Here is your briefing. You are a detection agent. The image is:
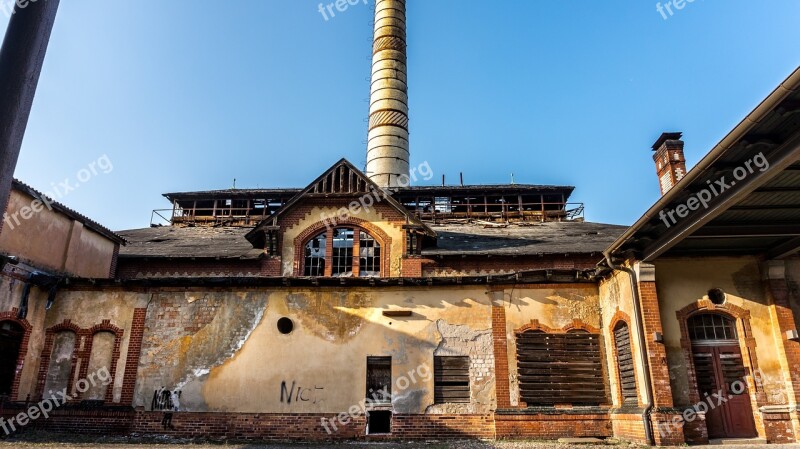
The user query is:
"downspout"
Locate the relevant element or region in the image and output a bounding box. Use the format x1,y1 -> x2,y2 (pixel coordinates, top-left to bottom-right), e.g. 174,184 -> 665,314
603,253 -> 655,446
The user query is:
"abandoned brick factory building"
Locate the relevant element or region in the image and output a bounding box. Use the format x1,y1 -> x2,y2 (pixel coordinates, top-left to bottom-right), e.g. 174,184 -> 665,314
3,0 -> 800,445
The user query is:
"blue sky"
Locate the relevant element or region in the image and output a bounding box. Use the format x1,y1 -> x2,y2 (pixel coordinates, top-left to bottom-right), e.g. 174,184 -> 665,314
3,0 -> 800,230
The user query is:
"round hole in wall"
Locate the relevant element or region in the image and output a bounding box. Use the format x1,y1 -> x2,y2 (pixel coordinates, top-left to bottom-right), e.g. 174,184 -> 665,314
708,288 -> 726,305
277,317 -> 294,334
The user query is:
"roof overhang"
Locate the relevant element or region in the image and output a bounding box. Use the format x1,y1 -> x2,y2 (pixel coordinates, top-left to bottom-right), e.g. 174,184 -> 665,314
605,67 -> 800,262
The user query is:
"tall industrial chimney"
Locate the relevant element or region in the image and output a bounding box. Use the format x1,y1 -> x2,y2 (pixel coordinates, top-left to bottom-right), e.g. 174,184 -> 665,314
366,0 -> 409,188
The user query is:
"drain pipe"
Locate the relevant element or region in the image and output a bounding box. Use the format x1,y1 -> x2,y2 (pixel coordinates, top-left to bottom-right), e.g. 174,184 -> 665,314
603,253 -> 655,446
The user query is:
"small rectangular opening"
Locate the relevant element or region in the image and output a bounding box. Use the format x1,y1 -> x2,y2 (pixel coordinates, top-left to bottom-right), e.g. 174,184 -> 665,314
366,356 -> 391,404
367,410 -> 392,434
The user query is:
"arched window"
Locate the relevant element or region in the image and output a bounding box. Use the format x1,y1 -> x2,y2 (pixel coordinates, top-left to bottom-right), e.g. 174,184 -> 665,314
302,227 -> 382,277
0,320 -> 24,397
688,313 -> 737,342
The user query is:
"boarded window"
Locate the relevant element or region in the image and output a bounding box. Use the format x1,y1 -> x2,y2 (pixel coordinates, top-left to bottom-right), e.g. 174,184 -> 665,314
434,356 -> 470,403
516,330 -> 607,406
366,356 -> 391,404
84,331 -> 115,401
613,322 -> 637,405
43,331 -> 76,396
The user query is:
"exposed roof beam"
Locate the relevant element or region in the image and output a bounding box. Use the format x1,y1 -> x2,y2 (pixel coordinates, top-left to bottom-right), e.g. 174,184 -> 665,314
728,204 -> 800,211
689,223 -> 800,238
767,236 -> 800,259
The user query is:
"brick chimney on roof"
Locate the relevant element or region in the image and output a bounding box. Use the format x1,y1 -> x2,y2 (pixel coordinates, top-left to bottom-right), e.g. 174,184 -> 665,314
652,132 -> 687,195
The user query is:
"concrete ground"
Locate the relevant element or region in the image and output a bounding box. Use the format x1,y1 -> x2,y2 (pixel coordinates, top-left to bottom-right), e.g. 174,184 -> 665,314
0,436 -> 798,449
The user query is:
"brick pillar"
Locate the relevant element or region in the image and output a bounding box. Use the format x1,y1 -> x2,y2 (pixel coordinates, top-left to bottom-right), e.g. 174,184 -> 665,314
121,308 -> 146,406
491,293 -> 511,409
763,260 -> 800,442
638,264 -> 673,408
638,263 -> 685,446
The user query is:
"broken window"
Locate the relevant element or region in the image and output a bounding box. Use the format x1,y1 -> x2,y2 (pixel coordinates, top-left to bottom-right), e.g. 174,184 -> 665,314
613,322 -> 637,405
332,228 -> 354,277
516,330 -> 607,406
366,356 -> 391,404
302,227 -> 382,277
434,356 -> 470,403
359,231 -> 381,277
304,232 -> 326,276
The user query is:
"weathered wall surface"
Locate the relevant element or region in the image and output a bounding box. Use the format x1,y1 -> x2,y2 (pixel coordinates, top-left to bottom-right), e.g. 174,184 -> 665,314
654,257 -> 788,407
40,289 -> 143,403
599,270 -> 648,407
0,189 -> 116,278
0,274 -> 48,400
501,285 -> 604,407
133,286 -> 495,415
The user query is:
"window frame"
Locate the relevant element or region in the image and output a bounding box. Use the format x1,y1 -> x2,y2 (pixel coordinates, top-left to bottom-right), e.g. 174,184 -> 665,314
300,226 -> 383,277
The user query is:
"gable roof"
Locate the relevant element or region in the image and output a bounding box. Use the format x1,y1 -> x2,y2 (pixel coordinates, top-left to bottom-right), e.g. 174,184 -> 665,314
245,159 -> 435,246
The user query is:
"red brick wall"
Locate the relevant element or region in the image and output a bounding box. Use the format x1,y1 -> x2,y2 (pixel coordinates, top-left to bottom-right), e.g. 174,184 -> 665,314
424,255 -> 600,277
638,282 -> 673,408
121,308 -> 146,405
495,412 -> 611,439
763,412 -> 796,443
492,304 -> 511,409
610,413 -> 647,444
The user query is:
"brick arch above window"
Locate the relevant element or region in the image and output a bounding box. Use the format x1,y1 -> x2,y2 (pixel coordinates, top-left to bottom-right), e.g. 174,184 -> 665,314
293,217 -> 392,277
36,319 -> 125,403
515,318 -> 600,335
0,308 -> 33,400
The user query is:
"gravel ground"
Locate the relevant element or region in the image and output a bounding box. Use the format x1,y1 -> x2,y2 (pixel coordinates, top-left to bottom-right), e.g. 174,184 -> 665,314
0,435 -> 798,449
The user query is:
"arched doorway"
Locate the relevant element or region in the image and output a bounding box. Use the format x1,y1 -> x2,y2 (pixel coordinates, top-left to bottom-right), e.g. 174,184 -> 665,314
0,320 -> 24,397
688,313 -> 757,439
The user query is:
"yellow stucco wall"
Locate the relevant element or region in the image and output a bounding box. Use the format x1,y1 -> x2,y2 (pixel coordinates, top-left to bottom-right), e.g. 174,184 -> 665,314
599,270 -> 649,408
654,257 -> 789,407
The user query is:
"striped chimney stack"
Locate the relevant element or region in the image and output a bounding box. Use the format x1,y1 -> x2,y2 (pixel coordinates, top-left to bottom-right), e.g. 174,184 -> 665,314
366,0 -> 409,188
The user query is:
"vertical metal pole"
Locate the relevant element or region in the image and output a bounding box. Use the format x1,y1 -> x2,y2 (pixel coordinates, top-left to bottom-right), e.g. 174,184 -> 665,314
0,0 -> 60,221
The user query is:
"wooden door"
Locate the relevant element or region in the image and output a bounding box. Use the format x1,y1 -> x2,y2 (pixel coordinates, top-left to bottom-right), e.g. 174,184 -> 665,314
692,344 -> 757,439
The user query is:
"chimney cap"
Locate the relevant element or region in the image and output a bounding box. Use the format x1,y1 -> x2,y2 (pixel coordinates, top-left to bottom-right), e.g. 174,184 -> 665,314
652,132 -> 683,151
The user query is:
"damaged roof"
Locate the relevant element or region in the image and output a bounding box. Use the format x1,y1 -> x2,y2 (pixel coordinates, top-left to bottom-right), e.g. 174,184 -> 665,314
117,221 -> 626,260
117,226 -> 262,259
424,221 -> 627,256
